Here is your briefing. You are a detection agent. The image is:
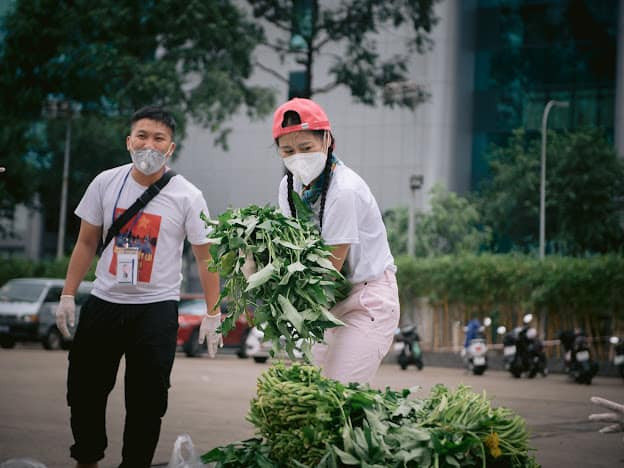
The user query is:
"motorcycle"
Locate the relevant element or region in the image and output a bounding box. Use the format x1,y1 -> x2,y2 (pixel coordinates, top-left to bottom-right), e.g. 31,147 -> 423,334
394,324 -> 423,370
500,314 -> 548,379
558,329 -> 599,385
610,336 -> 624,379
462,319 -> 488,375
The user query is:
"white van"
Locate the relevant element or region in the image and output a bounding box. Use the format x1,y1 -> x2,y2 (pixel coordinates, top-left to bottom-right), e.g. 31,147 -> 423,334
0,278 -> 92,350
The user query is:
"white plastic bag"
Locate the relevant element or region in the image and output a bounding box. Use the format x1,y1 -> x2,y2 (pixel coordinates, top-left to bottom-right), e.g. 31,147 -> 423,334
0,459 -> 47,468
168,433 -> 205,468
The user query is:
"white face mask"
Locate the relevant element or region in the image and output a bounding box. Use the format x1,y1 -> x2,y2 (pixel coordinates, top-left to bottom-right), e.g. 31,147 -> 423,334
283,152 -> 327,186
130,145 -> 171,176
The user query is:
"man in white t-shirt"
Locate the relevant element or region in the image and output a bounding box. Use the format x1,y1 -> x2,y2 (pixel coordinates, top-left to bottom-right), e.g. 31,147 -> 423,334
56,106 -> 222,468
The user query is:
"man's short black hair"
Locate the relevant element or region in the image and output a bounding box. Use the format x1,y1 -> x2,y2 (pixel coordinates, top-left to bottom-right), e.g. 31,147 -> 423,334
130,105 -> 176,136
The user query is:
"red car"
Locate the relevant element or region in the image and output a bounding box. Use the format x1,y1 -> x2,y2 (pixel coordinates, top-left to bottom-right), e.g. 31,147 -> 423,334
177,294 -> 250,358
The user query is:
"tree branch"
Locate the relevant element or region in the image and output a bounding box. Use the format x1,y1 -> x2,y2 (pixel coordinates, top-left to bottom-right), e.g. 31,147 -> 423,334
257,16 -> 291,34
260,39 -> 291,54
312,81 -> 339,95
312,35 -> 333,52
254,60 -> 289,84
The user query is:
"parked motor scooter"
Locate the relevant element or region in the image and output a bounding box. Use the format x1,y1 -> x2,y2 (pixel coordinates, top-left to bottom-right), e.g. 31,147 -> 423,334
498,325 -> 521,374
462,319 -> 488,375
497,314 -> 547,378
394,325 -> 423,370
610,336 -> 624,380
522,326 -> 548,378
558,329 -> 599,385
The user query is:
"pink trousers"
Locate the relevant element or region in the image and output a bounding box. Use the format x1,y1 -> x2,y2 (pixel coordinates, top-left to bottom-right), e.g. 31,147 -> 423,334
312,270 -> 400,384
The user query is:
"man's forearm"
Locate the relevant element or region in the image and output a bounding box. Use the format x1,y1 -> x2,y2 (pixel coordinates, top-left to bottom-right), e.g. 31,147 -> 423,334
198,268 -> 220,316
192,243 -> 221,315
62,241 -> 98,295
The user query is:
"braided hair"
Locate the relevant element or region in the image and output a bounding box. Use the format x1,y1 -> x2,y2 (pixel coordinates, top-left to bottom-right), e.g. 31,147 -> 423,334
280,111 -> 334,232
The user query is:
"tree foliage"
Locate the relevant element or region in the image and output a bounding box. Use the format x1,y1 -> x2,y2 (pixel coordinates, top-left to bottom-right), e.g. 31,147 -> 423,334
383,207 -> 409,257
0,0 -> 274,127
247,0 -> 439,107
383,185 -> 490,257
0,0 -> 275,245
415,184 -> 491,257
477,128 -> 624,255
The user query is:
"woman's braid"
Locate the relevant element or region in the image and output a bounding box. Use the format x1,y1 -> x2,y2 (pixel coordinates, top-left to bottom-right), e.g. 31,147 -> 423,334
287,171 -> 296,218
318,150 -> 334,232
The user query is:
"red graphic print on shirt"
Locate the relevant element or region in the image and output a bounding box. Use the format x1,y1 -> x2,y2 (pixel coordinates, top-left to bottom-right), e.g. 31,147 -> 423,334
109,209 -> 162,283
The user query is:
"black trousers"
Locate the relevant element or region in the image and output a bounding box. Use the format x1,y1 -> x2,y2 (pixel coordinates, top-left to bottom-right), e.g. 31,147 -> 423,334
67,295 -> 178,467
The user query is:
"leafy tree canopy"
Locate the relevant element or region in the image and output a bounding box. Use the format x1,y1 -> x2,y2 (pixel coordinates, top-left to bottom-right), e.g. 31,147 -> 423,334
247,0 -> 439,107
477,128 -> 624,255
415,184 -> 491,257
0,0 -> 274,129
0,0 -> 275,243
383,184 -> 491,257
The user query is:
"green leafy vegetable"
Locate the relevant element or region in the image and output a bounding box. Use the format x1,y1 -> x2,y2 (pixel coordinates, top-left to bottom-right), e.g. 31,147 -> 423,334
203,363 -> 540,467
202,200 -> 350,360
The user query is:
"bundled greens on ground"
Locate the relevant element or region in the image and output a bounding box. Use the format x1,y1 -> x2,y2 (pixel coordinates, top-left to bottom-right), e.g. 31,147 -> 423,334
202,363 -> 539,468
202,200 -> 349,360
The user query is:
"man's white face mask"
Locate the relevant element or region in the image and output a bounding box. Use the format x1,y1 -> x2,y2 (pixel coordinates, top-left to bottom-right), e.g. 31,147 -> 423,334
130,145 -> 172,176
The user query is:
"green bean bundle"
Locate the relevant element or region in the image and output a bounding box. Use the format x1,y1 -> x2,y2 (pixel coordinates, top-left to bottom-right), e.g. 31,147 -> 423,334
202,363 -> 540,468
248,363 -> 346,465
412,384 -> 536,467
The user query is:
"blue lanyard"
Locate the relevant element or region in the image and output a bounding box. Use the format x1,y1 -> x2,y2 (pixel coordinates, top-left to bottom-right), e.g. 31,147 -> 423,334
112,168 -> 143,235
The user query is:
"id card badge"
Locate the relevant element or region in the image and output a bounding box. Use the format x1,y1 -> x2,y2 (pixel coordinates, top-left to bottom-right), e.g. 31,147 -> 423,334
116,247 -> 139,285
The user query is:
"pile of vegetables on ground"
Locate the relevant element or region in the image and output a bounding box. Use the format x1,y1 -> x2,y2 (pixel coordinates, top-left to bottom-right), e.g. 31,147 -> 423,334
202,200 -> 349,360
202,362 -> 539,467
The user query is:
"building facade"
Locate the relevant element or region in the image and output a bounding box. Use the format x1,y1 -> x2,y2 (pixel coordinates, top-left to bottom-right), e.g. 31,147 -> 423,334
1,0 -> 621,259
172,0 -> 622,220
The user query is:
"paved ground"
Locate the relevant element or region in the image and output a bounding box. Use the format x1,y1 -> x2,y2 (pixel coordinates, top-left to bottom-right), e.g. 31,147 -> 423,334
1,347 -> 623,467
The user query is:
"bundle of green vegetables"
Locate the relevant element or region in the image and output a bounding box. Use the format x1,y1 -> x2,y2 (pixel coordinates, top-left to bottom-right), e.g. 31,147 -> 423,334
202,362 -> 540,468
202,199 -> 349,360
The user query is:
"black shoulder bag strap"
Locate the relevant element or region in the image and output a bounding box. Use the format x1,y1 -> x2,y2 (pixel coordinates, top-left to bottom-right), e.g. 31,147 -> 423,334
97,170 -> 177,256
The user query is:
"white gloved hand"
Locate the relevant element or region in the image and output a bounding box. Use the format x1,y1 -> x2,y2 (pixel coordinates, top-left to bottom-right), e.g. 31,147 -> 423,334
198,313 -> 223,358
56,295 -> 76,338
240,249 -> 257,280
589,396 -> 624,441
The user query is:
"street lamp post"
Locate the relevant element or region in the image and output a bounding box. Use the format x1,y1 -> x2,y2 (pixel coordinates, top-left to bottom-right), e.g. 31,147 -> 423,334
42,98 -> 79,259
407,174 -> 424,257
539,100 -> 569,260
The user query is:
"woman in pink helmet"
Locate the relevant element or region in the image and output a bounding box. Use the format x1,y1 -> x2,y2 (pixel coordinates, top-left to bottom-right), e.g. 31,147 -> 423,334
273,97 -> 400,384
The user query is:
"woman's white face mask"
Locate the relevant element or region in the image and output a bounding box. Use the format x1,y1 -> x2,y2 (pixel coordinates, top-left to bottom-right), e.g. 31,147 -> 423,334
283,152 -> 327,185
280,131 -> 331,185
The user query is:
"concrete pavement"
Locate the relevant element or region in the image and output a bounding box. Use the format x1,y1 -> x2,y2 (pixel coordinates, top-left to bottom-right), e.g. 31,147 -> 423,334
0,347 -> 623,467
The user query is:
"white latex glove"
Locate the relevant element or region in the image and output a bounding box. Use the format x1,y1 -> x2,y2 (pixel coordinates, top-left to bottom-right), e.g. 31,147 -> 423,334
198,313 -> 223,358
239,249 -> 257,280
589,396 -> 624,441
56,295 -> 76,338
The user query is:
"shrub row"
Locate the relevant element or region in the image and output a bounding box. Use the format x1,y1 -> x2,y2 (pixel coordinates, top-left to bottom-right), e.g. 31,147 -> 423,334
0,256 -> 96,287
396,254 -> 624,316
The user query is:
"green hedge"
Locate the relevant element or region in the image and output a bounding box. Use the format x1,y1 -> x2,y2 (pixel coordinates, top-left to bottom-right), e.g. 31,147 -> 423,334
0,256 -> 96,287
396,254 -> 624,316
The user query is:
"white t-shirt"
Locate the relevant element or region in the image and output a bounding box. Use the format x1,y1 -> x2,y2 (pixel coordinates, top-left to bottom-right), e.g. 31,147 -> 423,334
75,163 -> 212,304
278,163 -> 396,284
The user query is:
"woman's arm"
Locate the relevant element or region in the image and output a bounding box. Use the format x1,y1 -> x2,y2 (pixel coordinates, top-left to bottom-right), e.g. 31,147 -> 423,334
329,244 -> 350,272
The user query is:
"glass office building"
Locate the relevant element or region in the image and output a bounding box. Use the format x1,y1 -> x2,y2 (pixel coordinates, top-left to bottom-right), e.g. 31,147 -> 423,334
470,0 -> 620,187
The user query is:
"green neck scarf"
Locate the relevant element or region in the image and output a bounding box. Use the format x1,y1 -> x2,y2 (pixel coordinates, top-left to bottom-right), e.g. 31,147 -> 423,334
301,154 -> 341,208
